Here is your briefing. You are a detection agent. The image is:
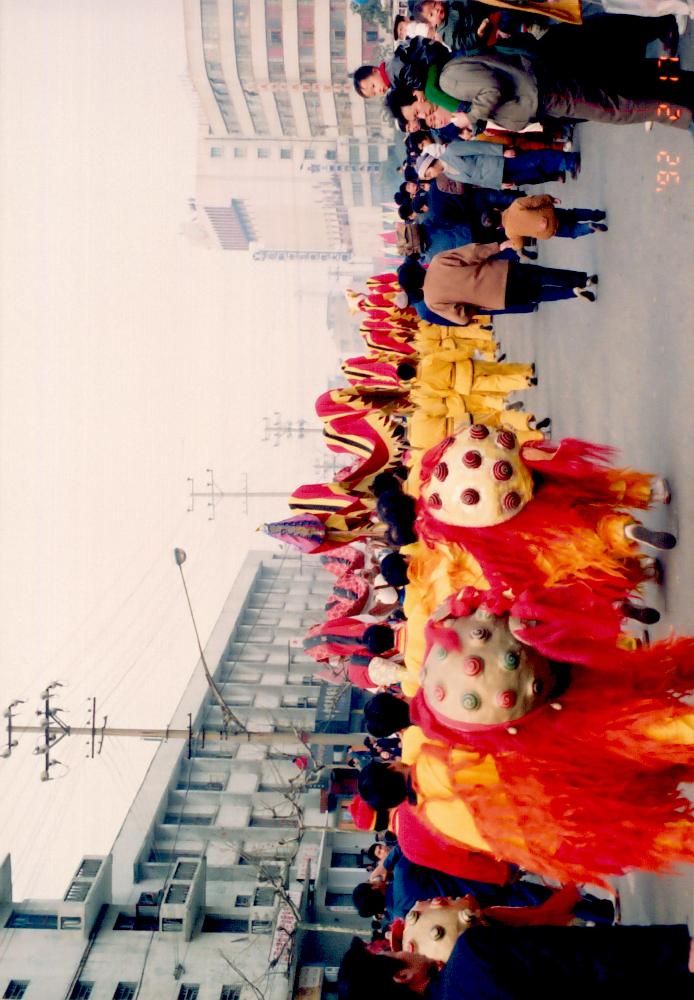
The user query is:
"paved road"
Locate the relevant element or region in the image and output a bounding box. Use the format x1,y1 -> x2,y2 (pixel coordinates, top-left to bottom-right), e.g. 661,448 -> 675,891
495,29 -> 694,930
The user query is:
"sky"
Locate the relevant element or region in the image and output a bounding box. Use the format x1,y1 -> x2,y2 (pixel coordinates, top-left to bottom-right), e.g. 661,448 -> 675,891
0,0 -> 346,900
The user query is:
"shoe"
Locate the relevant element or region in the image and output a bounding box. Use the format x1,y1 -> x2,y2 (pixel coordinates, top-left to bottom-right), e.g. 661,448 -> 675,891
523,250 -> 538,260
497,352 -> 507,362
650,476 -> 672,504
573,288 -> 595,302
593,210 -> 607,221
586,274 -> 599,286
535,417 -> 551,431
642,556 -> 664,585
527,377 -> 538,386
568,155 -> 581,180
621,602 -> 661,625
505,401 -> 524,411
579,897 -> 615,925
624,523 -> 677,550
590,222 -> 608,233
660,15 -> 680,56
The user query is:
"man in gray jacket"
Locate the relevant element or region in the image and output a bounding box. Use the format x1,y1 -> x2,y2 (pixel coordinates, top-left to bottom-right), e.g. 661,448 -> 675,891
423,52 -> 694,133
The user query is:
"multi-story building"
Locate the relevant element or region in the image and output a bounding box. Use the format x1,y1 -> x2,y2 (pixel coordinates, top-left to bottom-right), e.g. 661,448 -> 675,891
0,552 -> 376,1000
183,1 -> 396,261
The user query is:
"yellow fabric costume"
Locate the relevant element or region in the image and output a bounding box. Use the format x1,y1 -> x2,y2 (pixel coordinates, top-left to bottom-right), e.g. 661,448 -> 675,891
401,727 -> 503,855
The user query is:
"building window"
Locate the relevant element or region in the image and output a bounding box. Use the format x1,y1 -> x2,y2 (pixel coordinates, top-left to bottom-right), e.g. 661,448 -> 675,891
249,816 -> 298,828
280,148 -> 292,159
162,918 -> 184,932
270,29 -> 281,44
5,912 -> 58,929
235,894 -> 251,908
64,881 -> 91,902
325,150 -> 337,160
3,984 -> 29,1000
176,779 -> 224,792
163,813 -> 213,826
257,148 -> 270,159
331,852 -> 361,869
177,987 -> 199,1000
113,986 -> 137,1000
366,30 -> 378,42
174,861 -> 198,880
60,916 -> 82,930
113,912 -> 159,932
165,884 -> 190,904
251,920 -> 272,934
202,915 -> 248,933
137,891 -> 162,907
254,887 -> 276,907
148,848 -> 202,863
233,147 -> 247,158
303,149 -> 315,160
220,989 -> 241,1000
210,147 -> 224,157
70,984 -> 94,1000
76,859 -> 102,878
326,892 -> 354,907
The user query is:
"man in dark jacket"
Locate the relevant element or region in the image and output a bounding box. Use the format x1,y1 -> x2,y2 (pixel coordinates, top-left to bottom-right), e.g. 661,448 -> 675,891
353,36 -> 450,98
339,925 -> 694,1000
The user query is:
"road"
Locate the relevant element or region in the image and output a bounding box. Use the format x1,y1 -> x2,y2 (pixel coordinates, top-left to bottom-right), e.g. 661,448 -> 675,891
494,31 -> 694,929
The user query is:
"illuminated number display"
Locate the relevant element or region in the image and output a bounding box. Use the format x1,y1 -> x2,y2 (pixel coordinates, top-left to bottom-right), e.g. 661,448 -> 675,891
656,150 -> 681,192
654,57 -> 682,192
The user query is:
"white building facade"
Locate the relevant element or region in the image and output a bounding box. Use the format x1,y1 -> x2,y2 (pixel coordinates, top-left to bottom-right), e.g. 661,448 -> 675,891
182,1 -> 395,261
0,552 -> 376,1000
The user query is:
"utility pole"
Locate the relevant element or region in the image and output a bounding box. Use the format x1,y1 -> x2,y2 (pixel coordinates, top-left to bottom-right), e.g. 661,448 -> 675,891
1,695 -> 365,781
312,455 -> 347,480
187,470 -> 288,518
263,411 -> 323,448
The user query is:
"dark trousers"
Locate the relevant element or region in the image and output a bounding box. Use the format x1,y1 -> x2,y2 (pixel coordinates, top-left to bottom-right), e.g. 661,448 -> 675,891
505,262 -> 588,307
503,150 -> 577,186
555,207 -> 605,238
538,61 -> 694,131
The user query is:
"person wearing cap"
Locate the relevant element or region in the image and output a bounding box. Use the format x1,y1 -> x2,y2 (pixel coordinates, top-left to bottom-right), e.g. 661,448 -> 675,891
415,140 -> 578,190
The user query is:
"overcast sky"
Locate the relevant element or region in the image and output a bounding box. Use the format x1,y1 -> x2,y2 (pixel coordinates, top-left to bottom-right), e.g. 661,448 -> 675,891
0,0 -> 344,900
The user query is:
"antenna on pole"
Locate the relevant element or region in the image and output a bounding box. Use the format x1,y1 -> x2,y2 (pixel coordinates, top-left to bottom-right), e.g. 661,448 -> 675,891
33,682 -> 69,781
1,700 -> 23,759
206,468 -> 217,520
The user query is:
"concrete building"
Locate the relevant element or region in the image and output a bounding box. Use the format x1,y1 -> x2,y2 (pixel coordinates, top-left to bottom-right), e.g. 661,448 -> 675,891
182,1 -> 396,261
0,552 -> 376,1000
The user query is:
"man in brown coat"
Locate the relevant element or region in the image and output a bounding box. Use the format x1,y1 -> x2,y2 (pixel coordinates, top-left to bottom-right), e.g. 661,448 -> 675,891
423,243 -> 596,325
